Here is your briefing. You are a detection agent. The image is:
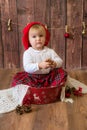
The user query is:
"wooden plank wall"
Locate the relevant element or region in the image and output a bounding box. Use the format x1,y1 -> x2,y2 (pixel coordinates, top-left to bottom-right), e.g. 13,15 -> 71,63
50,0 -> 66,67
0,0 -> 87,70
82,0 -> 87,68
66,0 -> 83,69
0,0 -> 19,68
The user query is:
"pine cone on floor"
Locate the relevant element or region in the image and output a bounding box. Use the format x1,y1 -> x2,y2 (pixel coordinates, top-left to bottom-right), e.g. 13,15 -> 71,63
16,105 -> 24,115
16,105 -> 32,115
23,105 -> 32,113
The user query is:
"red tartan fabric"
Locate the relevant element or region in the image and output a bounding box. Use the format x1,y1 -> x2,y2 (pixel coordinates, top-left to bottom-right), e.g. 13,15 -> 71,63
11,68 -> 67,105
11,68 -> 67,87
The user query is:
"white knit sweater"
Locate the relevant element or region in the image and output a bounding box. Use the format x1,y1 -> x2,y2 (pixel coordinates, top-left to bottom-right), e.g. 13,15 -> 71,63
23,46 -> 63,74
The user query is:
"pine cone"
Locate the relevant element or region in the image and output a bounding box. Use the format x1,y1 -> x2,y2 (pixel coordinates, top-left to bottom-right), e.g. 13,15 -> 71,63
23,105 -> 32,113
16,105 -> 24,115
16,105 -> 32,115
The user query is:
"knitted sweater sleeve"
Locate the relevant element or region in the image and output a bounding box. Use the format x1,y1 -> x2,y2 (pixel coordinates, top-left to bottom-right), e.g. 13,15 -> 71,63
51,49 -> 63,68
23,51 -> 39,73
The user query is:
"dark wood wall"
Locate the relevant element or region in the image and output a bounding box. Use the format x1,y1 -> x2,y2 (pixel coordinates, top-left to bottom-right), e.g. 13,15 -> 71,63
0,0 -> 87,70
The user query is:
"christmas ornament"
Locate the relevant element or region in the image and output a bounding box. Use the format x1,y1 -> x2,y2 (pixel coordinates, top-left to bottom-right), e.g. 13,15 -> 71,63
82,22 -> 86,35
65,85 -> 83,98
7,19 -> 12,31
64,25 -> 70,38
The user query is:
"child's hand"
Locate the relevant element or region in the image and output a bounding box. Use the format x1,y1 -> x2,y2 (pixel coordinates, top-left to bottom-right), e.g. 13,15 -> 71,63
38,60 -> 51,69
50,61 -> 57,68
38,58 -> 56,69
46,58 -> 57,68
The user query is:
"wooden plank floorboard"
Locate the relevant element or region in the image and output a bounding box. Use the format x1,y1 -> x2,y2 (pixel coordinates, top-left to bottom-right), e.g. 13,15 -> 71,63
0,69 -> 87,130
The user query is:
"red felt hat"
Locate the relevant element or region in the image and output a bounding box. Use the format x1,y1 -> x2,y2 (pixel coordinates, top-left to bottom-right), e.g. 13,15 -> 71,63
22,22 -> 50,50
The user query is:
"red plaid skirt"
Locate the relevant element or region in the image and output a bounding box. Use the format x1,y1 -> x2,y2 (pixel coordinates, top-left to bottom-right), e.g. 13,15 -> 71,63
11,68 -> 67,87
11,68 -> 67,105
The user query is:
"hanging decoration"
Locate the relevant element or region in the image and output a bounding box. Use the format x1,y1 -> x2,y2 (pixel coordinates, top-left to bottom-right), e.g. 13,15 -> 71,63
7,19 -> 12,31
0,17 -> 87,38
64,25 -> 70,38
82,21 -> 86,35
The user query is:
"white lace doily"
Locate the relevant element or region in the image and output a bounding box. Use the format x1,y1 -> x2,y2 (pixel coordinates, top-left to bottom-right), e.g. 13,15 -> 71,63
0,84 -> 29,114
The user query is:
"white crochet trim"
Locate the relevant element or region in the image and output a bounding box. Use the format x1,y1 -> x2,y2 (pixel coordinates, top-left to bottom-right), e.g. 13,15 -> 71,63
0,84 -> 29,114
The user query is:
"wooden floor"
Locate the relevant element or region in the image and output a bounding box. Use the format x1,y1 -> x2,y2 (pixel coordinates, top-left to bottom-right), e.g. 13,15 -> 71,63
0,68 -> 87,130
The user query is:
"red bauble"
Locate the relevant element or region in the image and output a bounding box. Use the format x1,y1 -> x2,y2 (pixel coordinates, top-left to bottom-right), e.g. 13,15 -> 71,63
64,33 -> 70,38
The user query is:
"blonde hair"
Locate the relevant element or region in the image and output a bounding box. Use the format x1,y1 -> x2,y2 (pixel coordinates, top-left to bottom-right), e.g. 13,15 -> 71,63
29,24 -> 46,36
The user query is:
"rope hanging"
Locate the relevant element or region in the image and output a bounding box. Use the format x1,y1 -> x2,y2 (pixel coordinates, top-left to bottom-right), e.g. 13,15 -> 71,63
0,17 -> 87,31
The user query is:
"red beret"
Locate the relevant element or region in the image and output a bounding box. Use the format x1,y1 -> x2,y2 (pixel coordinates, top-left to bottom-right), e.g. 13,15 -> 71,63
22,22 -> 50,50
